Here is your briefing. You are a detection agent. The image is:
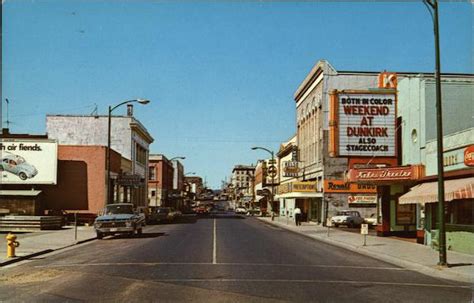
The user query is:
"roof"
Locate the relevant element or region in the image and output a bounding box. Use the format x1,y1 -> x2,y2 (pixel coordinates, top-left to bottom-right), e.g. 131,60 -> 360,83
293,59 -> 474,102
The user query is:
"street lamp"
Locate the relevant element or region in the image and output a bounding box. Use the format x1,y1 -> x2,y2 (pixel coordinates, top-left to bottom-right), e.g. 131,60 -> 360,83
423,0 -> 447,267
251,146 -> 276,215
107,99 -> 150,205
185,172 -> 196,176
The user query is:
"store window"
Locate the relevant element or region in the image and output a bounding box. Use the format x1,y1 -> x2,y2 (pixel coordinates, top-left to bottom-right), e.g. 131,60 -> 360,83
452,200 -> 473,225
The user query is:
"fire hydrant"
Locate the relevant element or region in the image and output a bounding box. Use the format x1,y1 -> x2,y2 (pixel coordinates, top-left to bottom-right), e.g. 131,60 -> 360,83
6,233 -> 20,258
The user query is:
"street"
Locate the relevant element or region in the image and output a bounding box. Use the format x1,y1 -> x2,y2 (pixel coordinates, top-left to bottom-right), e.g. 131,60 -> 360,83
0,213 -> 470,302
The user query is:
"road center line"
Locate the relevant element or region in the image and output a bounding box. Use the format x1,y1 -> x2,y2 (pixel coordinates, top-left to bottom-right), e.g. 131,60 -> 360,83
213,218 -> 217,264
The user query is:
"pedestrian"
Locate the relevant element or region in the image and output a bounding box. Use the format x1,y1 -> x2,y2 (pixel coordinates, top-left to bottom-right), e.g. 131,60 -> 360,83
294,206 -> 302,226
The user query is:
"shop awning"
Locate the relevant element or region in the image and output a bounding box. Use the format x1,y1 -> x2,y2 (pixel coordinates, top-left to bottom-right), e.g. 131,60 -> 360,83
0,190 -> 42,197
275,192 -> 323,199
399,177 -> 474,204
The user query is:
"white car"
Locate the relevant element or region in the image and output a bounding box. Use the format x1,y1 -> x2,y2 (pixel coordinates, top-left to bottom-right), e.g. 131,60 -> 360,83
331,210 -> 365,228
235,207 -> 247,214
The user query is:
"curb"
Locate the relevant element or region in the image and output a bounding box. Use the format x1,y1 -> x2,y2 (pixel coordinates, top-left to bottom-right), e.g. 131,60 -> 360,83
257,218 -> 472,284
0,236 -> 97,268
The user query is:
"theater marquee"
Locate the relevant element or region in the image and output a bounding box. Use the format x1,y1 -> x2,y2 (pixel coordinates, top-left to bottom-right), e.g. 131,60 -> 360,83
329,89 -> 397,157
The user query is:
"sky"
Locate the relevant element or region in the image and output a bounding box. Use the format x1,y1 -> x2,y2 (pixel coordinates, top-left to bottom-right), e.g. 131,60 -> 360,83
2,1 -> 472,188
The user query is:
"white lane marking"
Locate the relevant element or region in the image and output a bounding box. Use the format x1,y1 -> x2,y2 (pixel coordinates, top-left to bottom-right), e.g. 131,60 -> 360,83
213,218 -> 217,264
141,279 -> 470,289
36,262 -> 406,271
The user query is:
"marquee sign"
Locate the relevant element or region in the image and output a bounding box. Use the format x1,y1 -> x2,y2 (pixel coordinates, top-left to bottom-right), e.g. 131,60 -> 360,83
337,92 -> 396,157
348,165 -> 425,183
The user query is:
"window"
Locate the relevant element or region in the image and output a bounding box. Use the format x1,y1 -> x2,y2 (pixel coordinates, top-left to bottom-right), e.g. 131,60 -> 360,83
151,190 -> 156,197
135,144 -> 147,165
452,200 -> 473,225
149,167 -> 156,180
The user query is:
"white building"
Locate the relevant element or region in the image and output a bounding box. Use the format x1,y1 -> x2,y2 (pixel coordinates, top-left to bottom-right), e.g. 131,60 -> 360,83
46,106 -> 153,207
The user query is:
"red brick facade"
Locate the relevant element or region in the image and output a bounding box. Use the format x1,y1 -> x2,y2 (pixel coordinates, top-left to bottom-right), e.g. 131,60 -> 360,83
42,145 -> 121,214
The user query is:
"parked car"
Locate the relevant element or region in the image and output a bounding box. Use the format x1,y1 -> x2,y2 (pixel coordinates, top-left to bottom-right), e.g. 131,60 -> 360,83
364,213 -> 378,226
94,203 -> 145,239
150,207 -> 177,223
331,210 -> 365,228
246,207 -> 261,216
235,207 -> 247,215
0,153 -> 38,181
195,205 -> 209,215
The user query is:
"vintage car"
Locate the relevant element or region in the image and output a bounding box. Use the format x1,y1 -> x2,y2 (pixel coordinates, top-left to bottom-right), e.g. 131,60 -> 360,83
331,210 -> 365,228
0,153 -> 38,180
148,207 -> 179,223
94,203 -> 145,239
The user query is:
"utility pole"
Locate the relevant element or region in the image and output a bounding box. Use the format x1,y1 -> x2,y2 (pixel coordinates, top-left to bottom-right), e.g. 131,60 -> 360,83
424,0 -> 447,266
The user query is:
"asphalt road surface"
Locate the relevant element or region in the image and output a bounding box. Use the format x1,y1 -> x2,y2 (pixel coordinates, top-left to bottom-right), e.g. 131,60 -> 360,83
0,213 -> 470,302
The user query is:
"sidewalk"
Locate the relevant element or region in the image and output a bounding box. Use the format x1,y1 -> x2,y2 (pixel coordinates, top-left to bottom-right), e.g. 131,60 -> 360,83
258,216 -> 474,284
0,226 -> 97,267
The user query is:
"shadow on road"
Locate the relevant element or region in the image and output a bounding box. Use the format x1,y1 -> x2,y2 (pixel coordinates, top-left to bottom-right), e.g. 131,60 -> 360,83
109,232 -> 167,240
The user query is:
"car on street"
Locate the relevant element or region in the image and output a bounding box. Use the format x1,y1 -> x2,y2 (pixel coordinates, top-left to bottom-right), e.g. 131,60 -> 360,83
195,205 -> 209,215
94,203 -> 145,239
235,207 -> 247,215
331,210 -> 365,228
149,207 -> 179,223
246,207 -> 261,216
0,153 -> 38,181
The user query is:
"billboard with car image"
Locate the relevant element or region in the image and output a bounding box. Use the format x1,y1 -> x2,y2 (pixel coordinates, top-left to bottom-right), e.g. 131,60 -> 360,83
0,139 -> 58,184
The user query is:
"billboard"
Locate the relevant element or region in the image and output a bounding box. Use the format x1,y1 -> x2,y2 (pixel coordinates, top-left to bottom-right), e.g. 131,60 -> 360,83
338,92 -> 396,157
0,139 -> 58,184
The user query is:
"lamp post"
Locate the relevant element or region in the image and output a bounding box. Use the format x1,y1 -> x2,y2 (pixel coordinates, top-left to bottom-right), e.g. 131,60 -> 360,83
251,146 -> 276,215
423,0 -> 447,267
107,99 -> 150,205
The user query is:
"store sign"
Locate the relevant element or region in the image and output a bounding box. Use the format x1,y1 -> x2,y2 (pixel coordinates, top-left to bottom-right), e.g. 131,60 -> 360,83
278,181 -> 318,194
338,92 -> 396,157
283,161 -> 299,177
324,180 -> 377,193
0,139 -> 58,184
348,165 -> 424,183
464,145 -> 474,167
348,194 -> 377,204
116,173 -> 145,187
378,72 -> 397,89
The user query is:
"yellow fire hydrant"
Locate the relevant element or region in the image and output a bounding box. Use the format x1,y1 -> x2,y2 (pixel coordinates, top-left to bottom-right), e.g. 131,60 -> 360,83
6,233 -> 20,258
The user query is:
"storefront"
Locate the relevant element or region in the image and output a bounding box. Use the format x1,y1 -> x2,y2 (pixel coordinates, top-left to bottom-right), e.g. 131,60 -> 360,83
323,180 -> 378,221
399,176 -> 474,254
348,165 -> 425,237
276,181 -> 322,222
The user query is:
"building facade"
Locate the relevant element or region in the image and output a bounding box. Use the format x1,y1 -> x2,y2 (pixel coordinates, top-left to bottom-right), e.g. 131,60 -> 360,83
148,154 -> 174,207
397,74 -> 474,254
231,165 -> 255,207
46,109 -> 153,208
293,60 -> 384,224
